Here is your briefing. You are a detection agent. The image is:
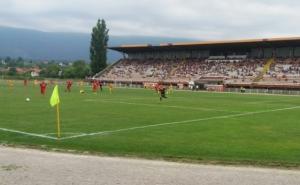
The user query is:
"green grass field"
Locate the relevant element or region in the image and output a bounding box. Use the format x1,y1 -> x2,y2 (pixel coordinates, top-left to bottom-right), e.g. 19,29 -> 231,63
1,80 -> 300,167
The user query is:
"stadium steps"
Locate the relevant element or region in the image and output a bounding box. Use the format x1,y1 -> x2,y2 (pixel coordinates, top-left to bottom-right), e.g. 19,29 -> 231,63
93,59 -> 122,79
253,58 -> 275,82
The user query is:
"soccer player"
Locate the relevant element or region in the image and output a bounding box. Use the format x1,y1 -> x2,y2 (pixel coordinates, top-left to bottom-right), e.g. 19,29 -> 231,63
7,80 -> 14,91
7,80 -> 14,87
66,80 -> 73,92
23,79 -> 28,86
34,79 -> 39,86
240,86 -> 246,93
167,84 -> 173,94
108,83 -> 113,94
154,83 -> 160,94
78,80 -> 85,93
92,80 -> 99,93
158,85 -> 167,101
40,81 -> 47,95
99,81 -> 103,91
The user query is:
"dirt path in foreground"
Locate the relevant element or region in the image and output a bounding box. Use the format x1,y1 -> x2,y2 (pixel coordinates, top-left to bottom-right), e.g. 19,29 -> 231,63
0,146 -> 300,185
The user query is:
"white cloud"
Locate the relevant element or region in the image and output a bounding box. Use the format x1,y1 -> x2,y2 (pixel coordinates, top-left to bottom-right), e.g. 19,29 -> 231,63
1,0 -> 300,40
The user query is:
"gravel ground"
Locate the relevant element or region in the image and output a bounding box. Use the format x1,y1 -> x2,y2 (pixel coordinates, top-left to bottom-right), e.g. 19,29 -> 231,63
0,146 -> 300,185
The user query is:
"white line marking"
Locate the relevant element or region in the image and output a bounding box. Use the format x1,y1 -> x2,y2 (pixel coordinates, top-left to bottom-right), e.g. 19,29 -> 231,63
60,106 -> 300,140
84,99 -> 242,113
245,100 -> 276,104
0,128 -> 58,140
43,132 -> 85,136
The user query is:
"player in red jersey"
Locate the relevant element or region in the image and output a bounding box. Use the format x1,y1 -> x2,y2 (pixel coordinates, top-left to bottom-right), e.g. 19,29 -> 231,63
92,80 -> 99,93
158,85 -> 167,101
154,83 -> 160,94
23,79 -> 28,86
40,81 -> 47,95
66,80 -> 73,92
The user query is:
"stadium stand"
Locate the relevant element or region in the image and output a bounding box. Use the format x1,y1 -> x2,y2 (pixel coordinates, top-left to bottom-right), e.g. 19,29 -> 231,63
97,58 -> 273,82
95,37 -> 300,91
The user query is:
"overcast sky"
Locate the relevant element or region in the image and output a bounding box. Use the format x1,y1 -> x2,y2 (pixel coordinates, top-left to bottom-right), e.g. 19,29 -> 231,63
1,0 -> 300,40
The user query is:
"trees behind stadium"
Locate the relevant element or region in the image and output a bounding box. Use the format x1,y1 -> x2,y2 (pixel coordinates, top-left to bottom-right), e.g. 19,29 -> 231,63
90,19 -> 109,75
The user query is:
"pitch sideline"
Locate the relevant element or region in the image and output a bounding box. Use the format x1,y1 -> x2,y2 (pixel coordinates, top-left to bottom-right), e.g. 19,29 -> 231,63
0,127 -> 58,140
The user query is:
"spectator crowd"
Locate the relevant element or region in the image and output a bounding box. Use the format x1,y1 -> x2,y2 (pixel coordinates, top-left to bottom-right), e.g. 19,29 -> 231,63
96,58 -> 300,84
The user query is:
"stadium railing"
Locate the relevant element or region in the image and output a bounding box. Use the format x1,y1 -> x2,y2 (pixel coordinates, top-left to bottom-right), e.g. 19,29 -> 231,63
225,88 -> 300,95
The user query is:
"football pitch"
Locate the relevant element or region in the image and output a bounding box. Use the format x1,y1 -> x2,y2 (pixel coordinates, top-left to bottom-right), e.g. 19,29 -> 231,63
1,81 -> 300,167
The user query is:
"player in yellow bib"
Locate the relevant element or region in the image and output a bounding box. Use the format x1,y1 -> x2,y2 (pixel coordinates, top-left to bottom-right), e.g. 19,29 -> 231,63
167,84 -> 173,94
34,79 -> 39,86
78,80 -> 85,94
7,80 -> 14,91
108,83 -> 113,94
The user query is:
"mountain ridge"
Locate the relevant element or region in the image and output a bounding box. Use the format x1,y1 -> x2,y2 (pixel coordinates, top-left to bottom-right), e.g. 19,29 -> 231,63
0,26 -> 194,63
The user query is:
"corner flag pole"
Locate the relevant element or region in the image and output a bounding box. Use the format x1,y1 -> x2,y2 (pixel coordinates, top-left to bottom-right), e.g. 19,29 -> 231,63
50,85 -> 61,139
56,103 -> 61,138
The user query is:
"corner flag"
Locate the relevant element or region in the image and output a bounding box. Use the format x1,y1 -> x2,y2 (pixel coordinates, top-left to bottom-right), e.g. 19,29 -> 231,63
50,85 -> 61,138
50,85 -> 60,107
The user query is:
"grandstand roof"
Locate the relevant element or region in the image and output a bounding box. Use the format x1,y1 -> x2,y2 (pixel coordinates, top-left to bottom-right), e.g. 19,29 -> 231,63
109,37 -> 300,53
